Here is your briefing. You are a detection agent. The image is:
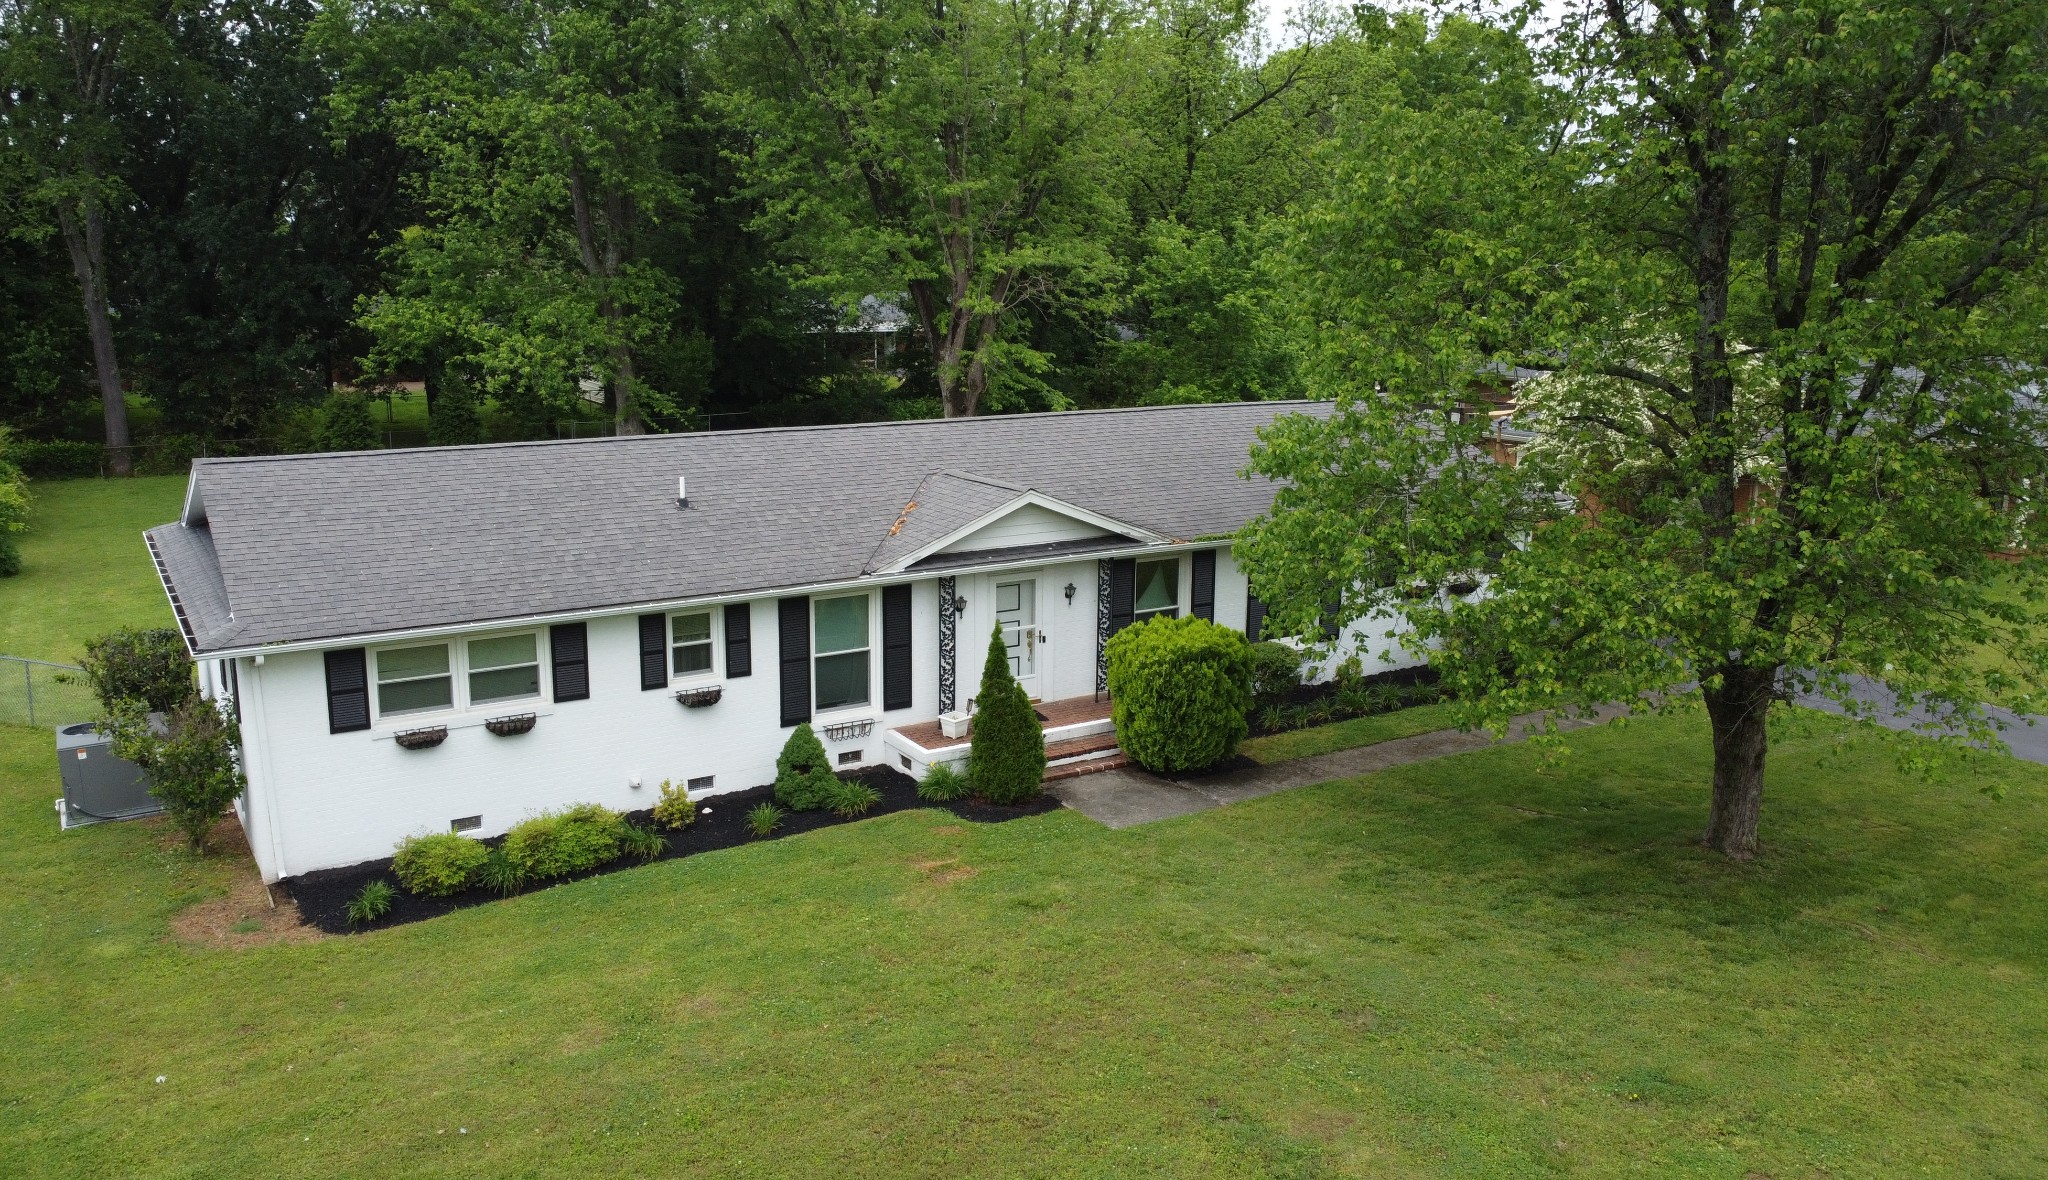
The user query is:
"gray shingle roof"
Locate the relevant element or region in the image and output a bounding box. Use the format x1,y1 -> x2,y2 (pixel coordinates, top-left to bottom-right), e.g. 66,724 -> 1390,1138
145,400 -> 1327,653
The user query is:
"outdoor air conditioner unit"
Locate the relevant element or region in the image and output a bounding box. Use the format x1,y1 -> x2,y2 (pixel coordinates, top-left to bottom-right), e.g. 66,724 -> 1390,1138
55,722 -> 162,830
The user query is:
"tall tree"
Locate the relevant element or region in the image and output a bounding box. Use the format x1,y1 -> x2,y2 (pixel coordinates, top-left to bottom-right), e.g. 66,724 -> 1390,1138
1238,2 -> 2048,858
0,0 -> 177,472
719,0 -> 1127,417
317,0 -> 694,434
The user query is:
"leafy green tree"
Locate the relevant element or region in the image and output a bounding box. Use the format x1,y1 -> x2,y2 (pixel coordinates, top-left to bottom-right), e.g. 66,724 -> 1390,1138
717,0 -> 1126,417
317,0 -> 694,434
106,697 -> 245,853
968,624 -> 1045,803
424,376 -> 485,446
1239,4 -> 2048,859
0,0 -> 179,472
80,626 -> 195,715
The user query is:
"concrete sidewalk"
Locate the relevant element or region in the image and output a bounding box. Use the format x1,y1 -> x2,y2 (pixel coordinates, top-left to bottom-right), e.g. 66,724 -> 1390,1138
1048,710 -> 1611,830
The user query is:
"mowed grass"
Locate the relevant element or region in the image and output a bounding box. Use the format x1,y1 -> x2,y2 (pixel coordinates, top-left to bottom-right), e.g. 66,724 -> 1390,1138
1240,703 -> 1458,764
0,476 -> 183,662
5,710 -> 2048,1178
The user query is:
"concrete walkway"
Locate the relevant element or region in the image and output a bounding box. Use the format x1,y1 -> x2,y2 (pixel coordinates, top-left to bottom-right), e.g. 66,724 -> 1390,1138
1048,710 -> 1611,830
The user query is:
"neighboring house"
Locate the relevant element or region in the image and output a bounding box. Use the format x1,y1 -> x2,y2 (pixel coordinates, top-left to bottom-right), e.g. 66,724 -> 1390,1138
145,401 -> 1422,881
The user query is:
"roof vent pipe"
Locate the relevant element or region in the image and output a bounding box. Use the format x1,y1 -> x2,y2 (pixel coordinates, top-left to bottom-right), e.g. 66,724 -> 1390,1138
677,476 -> 688,508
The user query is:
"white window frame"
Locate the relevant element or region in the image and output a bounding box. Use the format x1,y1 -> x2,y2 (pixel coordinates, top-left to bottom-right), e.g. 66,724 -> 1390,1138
464,630 -> 546,708
370,629 -> 548,724
811,591 -> 875,716
1133,556 -> 1182,624
668,609 -> 719,683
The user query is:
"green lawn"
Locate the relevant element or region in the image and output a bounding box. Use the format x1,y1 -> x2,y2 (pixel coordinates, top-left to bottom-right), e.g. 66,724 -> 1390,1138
4,711 -> 2046,1177
6,476 -> 2047,1176
0,476 -> 183,663
1241,703 -> 1458,764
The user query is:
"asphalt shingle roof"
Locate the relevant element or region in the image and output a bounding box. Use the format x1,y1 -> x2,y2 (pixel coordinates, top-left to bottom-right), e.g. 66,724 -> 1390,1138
145,400 -> 1326,653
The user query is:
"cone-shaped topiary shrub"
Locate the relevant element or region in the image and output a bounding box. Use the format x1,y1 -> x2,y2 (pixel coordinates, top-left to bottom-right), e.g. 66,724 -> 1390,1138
1105,614 -> 1254,772
774,723 -> 839,811
968,624 -> 1045,803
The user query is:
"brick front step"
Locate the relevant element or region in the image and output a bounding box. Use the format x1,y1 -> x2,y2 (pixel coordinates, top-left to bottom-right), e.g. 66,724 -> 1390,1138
1045,731 -> 1120,762
1043,753 -> 1129,783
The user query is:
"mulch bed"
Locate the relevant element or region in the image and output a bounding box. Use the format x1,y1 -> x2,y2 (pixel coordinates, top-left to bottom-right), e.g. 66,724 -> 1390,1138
284,766 -> 1062,935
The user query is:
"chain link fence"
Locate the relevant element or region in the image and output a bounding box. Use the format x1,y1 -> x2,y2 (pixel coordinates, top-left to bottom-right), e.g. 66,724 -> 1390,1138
0,656 -> 98,730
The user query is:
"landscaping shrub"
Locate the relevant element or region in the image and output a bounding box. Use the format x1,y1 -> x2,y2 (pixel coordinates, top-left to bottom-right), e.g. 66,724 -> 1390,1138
968,624 -> 1045,803
9,437 -> 101,480
81,627 -> 195,715
135,433 -> 202,476
104,698 -> 244,853
1249,641 -> 1303,711
0,433 -> 25,578
501,803 -> 626,879
346,880 -> 394,926
917,761 -> 971,802
773,724 -> 838,811
426,381 -> 486,446
475,848 -> 527,896
314,391 -> 380,452
652,779 -> 697,829
619,823 -> 668,861
745,802 -> 784,838
392,832 -> 489,896
824,777 -> 881,817
1105,614 -> 1254,773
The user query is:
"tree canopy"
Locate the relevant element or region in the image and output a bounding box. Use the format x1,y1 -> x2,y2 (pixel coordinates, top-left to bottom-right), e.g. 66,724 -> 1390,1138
1237,0 -> 2048,858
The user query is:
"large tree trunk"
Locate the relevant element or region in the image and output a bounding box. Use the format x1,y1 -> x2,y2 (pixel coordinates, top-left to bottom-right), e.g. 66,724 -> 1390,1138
55,199 -> 132,475
1701,664 -> 1776,859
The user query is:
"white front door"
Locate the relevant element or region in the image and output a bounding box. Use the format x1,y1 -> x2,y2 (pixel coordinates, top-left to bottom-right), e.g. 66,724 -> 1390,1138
993,577 -> 1041,699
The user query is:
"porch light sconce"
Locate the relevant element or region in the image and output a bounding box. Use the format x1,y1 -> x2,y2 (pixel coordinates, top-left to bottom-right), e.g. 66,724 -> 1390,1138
1063,582 -> 1076,603
952,595 -> 968,614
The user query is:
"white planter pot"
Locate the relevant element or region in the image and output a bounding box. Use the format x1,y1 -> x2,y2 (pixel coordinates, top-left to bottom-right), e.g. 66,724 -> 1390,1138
938,711 -> 971,739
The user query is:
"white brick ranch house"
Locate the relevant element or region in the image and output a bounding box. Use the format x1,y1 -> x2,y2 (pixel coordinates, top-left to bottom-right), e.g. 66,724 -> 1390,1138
145,401 -> 1421,881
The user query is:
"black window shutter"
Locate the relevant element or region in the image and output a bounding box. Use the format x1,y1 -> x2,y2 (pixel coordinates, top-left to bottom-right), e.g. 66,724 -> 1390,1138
1190,549 -> 1216,621
638,613 -> 668,690
881,584 -> 912,711
551,622 -> 590,702
778,596 -> 811,727
725,602 -> 752,678
1246,595 -> 1267,643
1108,557 -> 1136,635
225,658 -> 241,723
1321,598 -> 1342,642
324,648 -> 370,733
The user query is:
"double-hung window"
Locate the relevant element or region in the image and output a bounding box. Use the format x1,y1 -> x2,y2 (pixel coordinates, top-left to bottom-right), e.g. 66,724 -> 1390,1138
467,633 -> 541,704
813,593 -> 871,711
1133,558 -> 1180,623
671,611 -> 714,676
376,644 -> 454,716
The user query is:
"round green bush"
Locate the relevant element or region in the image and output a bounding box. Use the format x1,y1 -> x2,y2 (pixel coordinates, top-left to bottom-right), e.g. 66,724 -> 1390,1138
774,723 -> 839,811
967,624 -> 1045,804
1105,614 -> 1255,773
1248,640 -> 1303,711
501,803 -> 626,879
392,831 -> 490,896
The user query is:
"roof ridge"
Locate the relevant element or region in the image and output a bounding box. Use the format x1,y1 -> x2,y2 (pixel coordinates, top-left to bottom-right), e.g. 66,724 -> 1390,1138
187,399 -> 1329,469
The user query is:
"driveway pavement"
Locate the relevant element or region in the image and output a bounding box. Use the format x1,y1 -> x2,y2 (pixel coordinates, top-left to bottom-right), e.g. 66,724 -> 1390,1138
1049,708 -> 1616,829
1051,681 -> 2047,830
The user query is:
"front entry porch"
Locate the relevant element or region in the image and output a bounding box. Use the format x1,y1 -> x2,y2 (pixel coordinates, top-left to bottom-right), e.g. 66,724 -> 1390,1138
883,694 -> 1125,781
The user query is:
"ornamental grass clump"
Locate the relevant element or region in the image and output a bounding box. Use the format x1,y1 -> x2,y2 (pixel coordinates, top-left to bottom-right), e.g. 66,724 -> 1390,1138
773,724 -> 839,811
916,761 -> 971,802
1105,614 -> 1254,773
501,803 -> 626,880
824,777 -> 881,817
967,624 -> 1044,804
391,831 -> 489,896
